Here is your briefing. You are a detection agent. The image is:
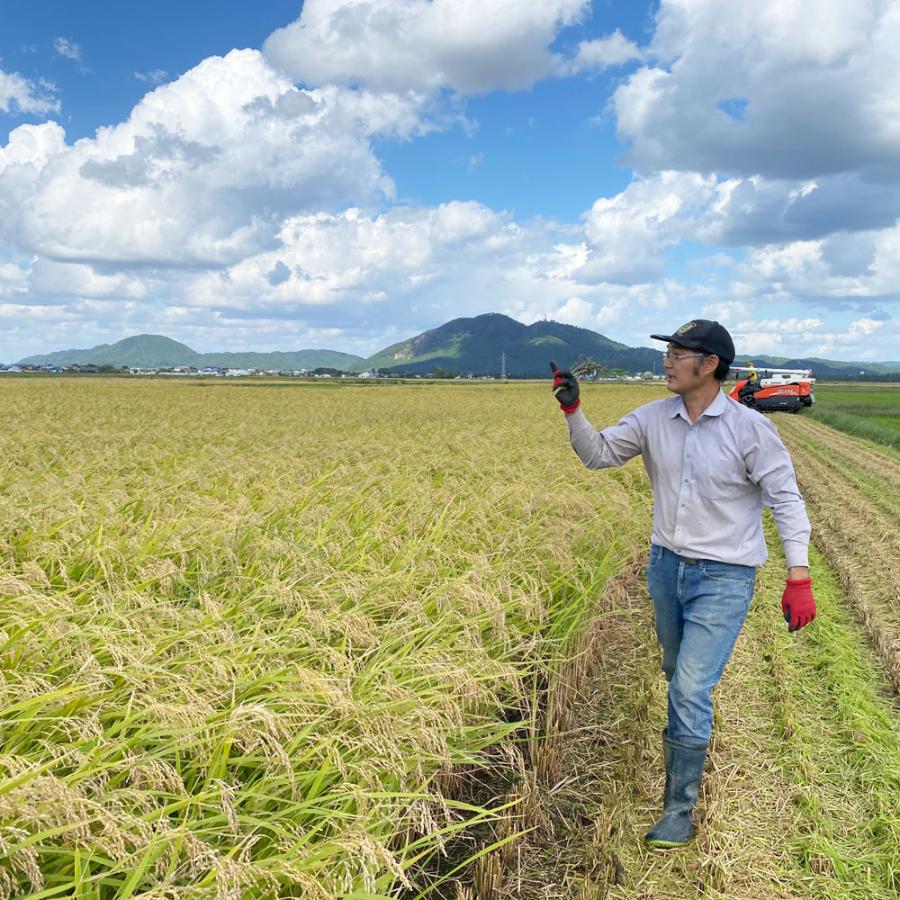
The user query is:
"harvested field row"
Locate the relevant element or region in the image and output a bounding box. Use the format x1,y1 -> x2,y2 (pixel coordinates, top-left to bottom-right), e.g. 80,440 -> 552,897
777,415 -> 900,695
771,451 -> 900,593
785,416 -> 900,489
470,536 -> 900,899
783,429 -> 900,524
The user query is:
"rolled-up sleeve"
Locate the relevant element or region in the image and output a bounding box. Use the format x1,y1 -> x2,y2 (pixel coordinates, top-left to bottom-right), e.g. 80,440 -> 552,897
744,418 -> 811,568
566,407 -> 645,470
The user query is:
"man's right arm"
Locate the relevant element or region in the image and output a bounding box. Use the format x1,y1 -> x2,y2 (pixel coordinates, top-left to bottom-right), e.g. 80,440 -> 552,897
565,406 -> 645,469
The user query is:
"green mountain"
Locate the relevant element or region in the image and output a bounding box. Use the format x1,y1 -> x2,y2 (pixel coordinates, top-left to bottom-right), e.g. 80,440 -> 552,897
20,335 -> 201,368
17,319 -> 900,378
362,313 -> 663,375
18,334 -> 365,371
185,349 -> 365,370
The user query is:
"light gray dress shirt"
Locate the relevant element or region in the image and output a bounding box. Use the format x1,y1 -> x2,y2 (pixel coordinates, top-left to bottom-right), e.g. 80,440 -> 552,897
566,390 -> 810,568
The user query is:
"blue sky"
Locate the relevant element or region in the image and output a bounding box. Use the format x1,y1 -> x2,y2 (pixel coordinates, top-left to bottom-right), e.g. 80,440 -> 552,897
1,1 -> 303,140
1,0 -> 898,362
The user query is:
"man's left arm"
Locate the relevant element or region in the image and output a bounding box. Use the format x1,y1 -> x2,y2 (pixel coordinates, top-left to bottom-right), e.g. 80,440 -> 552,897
745,419 -> 816,631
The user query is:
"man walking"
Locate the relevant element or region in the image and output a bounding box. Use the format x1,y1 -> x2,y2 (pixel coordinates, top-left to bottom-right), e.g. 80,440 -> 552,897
551,319 -> 816,849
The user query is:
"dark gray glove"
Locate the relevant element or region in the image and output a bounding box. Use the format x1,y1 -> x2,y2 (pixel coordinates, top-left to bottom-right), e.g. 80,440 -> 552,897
550,361 -> 580,412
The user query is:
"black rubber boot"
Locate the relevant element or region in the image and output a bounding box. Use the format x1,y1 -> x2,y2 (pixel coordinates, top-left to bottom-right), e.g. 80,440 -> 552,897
645,732 -> 707,849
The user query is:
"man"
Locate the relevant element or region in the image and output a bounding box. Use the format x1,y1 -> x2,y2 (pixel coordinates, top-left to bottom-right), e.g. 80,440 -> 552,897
738,361 -> 760,404
551,319 -> 816,849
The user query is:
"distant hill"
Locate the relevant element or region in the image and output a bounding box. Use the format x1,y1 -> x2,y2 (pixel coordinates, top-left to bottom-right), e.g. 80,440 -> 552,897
16,320 -> 900,378
20,335 -> 202,368
18,334 -> 365,372
363,313 -> 663,375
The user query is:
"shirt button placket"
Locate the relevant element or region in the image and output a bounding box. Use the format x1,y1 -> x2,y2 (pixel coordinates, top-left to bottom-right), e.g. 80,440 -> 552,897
675,428 -> 694,550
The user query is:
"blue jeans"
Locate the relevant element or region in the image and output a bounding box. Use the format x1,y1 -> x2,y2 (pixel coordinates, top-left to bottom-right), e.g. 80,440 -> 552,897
646,545 -> 756,747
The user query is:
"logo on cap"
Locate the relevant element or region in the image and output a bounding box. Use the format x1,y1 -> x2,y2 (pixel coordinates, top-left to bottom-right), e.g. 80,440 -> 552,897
675,321 -> 696,336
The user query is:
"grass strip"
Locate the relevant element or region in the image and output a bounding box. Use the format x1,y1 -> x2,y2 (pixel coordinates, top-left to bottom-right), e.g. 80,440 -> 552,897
807,408 -> 900,452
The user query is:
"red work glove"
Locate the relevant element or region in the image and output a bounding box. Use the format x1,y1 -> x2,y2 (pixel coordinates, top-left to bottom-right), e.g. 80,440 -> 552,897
781,578 -> 816,632
550,361 -> 580,413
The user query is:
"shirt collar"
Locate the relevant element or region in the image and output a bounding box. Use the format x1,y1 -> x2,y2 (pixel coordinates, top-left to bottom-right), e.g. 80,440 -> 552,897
668,389 -> 729,421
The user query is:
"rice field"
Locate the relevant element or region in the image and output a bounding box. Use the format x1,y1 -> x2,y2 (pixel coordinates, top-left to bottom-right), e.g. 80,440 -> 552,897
1,378 -> 897,898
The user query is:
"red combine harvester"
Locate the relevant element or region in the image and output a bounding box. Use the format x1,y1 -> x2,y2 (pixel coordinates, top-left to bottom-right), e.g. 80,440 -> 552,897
728,365 -> 815,413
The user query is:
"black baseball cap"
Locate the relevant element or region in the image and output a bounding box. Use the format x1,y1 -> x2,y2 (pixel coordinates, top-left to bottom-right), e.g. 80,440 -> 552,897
650,319 -> 735,364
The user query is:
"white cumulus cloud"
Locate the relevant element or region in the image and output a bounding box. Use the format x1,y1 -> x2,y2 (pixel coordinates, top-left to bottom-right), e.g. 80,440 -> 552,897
849,317 -> 883,336
613,0 -> 900,180
264,0 -> 589,93
554,296 -> 596,326
579,171 -> 717,284
0,49 -> 434,268
181,201 -> 524,314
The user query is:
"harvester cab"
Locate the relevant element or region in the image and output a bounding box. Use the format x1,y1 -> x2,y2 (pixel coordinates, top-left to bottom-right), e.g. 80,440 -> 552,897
728,365 -> 815,413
